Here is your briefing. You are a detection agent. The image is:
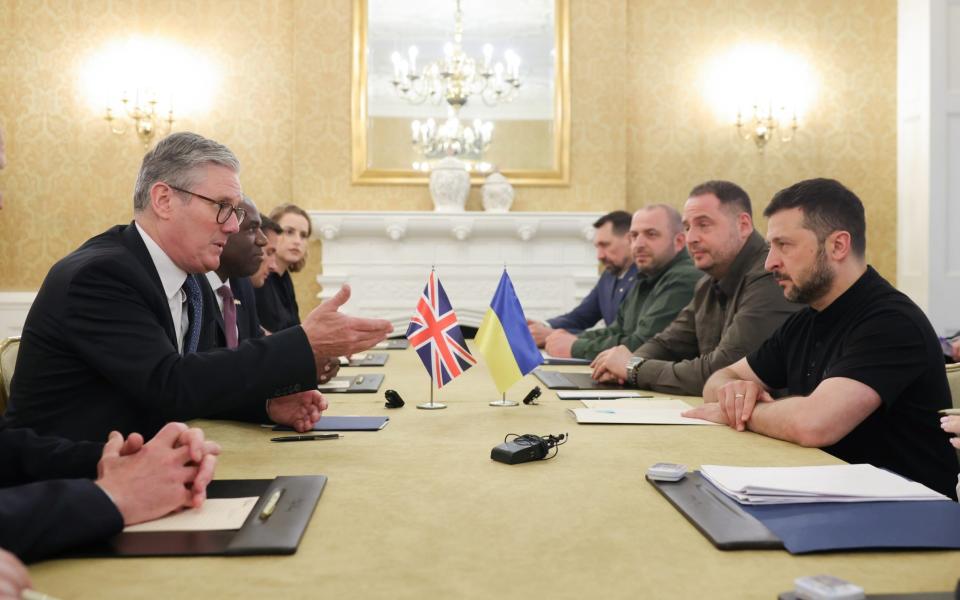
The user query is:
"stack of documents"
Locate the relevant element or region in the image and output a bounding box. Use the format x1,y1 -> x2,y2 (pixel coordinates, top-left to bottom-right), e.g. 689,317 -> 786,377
700,464 -> 949,504
568,399 -> 719,425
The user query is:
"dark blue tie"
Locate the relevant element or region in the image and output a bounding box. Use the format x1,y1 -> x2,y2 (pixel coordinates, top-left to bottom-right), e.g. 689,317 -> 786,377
184,275 -> 203,354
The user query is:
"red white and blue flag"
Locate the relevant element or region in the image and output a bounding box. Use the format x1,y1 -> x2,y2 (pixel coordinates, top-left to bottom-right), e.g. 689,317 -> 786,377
406,271 -> 476,388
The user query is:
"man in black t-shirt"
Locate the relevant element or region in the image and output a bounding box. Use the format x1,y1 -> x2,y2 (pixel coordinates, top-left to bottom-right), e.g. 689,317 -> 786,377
684,178 -> 959,498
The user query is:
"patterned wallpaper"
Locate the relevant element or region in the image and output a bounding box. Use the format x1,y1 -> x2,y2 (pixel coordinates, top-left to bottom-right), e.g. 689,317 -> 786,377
626,0 -> 897,281
0,0 -> 896,317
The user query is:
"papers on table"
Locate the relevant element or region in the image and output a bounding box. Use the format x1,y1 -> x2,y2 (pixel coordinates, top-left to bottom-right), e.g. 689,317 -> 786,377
700,464 -> 949,505
123,497 -> 259,532
540,350 -> 591,365
556,390 -> 652,400
568,400 -> 719,425
581,399 -> 692,410
317,379 -> 351,390
338,353 -> 369,365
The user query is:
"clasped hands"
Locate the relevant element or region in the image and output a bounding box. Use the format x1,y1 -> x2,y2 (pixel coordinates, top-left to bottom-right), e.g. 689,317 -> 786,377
95,422 -> 220,526
681,380 -> 774,430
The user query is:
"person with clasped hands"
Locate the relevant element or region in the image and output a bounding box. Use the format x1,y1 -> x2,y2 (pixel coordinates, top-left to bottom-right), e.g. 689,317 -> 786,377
685,178 -> 959,498
0,420 -> 218,594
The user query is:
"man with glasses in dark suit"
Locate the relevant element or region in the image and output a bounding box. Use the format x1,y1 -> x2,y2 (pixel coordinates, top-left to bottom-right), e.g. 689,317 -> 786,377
7,131 -> 392,442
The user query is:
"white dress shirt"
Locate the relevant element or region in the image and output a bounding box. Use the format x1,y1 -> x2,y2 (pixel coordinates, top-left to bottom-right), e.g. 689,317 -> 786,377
135,222 -> 190,354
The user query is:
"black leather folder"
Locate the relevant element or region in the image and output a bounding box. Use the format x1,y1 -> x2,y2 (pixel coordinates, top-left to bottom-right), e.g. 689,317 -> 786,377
647,471 -> 783,550
69,476 -> 326,557
317,374 -> 385,393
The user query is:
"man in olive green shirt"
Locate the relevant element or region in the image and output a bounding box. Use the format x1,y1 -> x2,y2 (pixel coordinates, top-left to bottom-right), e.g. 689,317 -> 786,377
545,205 -> 701,360
592,181 -> 799,396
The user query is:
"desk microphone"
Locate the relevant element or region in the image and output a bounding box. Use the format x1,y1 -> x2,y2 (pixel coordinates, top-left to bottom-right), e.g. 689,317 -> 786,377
522,386 -> 542,405
384,389 -> 405,408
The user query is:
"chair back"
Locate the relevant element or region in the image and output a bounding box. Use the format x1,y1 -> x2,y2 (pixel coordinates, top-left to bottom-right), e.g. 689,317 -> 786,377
947,363 -> 960,410
0,336 -> 20,415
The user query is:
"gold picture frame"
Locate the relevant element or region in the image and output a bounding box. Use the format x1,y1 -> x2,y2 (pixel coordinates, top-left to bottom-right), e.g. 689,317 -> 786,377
351,0 -> 570,186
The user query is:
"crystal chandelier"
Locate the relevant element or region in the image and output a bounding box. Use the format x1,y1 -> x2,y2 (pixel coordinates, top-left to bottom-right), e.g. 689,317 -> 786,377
389,0 -> 521,167
411,109 -> 493,161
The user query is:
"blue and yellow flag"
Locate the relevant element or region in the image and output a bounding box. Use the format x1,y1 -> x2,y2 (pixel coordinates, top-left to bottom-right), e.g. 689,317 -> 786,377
475,270 -> 544,394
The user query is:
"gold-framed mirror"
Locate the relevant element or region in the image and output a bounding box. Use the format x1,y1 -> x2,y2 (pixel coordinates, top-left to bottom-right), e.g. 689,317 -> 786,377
351,0 -> 569,186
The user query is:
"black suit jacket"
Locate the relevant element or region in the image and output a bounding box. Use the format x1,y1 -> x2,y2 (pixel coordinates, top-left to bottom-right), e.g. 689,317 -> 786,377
206,276 -> 264,347
0,421 -> 122,563
7,223 -> 317,441
254,270 -> 301,332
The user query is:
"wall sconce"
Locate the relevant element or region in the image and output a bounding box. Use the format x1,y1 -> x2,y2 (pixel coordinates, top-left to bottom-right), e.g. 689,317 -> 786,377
82,37 -> 217,150
735,104 -> 797,151
705,43 -> 815,153
104,91 -> 175,149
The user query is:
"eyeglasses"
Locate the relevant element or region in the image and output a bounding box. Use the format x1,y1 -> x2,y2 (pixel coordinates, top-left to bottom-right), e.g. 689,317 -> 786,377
167,184 -> 246,225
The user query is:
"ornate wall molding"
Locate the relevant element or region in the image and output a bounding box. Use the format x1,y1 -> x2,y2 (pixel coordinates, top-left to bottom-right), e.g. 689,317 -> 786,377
309,211 -> 604,331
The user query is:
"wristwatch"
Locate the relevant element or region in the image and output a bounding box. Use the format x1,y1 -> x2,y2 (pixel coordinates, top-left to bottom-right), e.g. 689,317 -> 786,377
626,356 -> 645,387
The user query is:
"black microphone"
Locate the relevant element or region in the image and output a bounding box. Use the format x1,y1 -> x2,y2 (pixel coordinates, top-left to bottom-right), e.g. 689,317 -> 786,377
522,386 -> 542,405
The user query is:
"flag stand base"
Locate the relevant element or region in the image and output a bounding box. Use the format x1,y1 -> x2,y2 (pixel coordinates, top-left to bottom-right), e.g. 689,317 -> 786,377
418,383 -> 445,409
417,402 -> 447,410
489,393 -> 518,407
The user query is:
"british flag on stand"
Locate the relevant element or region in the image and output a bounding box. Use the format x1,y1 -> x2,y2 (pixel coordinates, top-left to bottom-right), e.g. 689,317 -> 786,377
405,270 -> 477,388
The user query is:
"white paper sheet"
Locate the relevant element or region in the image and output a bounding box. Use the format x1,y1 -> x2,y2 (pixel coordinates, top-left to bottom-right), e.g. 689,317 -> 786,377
568,407 -> 719,425
540,350 -> 590,364
317,379 -> 351,390
580,399 -> 692,410
556,390 -> 653,400
699,464 -> 948,504
123,497 -> 259,532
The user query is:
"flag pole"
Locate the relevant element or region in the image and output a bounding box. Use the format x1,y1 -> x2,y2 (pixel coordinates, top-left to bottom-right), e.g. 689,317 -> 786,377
418,374 -> 446,410
489,390 -> 518,407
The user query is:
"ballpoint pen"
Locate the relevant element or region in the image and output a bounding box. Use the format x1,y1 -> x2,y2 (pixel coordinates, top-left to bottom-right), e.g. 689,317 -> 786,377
270,434 -> 341,442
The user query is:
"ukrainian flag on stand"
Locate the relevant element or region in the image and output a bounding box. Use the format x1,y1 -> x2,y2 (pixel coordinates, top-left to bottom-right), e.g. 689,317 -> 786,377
475,270 -> 544,394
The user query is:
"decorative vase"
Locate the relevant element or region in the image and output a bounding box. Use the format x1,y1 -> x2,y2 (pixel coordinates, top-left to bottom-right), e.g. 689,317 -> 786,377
428,156 -> 470,212
481,171 -> 515,212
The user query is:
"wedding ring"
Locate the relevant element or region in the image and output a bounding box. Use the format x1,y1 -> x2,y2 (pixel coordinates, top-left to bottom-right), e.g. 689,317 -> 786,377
734,393 -> 745,399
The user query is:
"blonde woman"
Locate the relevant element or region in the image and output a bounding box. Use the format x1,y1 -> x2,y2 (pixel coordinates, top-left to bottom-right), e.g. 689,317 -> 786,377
255,204 -> 311,333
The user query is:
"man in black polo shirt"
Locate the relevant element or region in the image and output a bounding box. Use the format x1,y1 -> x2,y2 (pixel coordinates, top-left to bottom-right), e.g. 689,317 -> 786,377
685,178 -> 959,498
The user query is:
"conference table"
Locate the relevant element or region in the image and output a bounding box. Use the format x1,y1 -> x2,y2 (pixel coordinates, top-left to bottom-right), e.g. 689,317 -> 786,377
30,348 -> 960,599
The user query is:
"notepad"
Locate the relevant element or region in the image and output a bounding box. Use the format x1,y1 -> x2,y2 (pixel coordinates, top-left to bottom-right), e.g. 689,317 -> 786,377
568,406 -> 719,425
700,464 -> 949,504
556,390 -> 652,400
123,497 -> 258,532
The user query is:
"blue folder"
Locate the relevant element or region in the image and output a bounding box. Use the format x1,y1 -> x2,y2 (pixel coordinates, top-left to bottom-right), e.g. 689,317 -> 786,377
273,416 -> 389,432
741,499 -> 960,554
649,471 -> 960,554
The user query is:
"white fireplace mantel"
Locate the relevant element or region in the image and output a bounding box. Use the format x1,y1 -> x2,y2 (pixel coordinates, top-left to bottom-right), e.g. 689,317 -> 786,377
309,211 -> 604,331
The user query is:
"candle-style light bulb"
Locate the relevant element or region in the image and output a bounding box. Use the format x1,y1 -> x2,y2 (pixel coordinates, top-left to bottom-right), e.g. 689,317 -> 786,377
408,46 -> 419,74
